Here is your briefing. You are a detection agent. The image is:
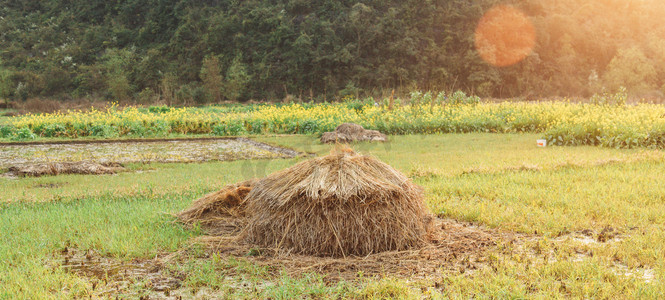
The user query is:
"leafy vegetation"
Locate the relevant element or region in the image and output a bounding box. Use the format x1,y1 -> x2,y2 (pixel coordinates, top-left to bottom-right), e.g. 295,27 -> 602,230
10,127 -> 36,141
3,93 -> 665,149
1,0 -> 665,103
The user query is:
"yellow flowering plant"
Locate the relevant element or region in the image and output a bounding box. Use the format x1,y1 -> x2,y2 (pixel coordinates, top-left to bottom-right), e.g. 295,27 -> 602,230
3,93 -> 665,149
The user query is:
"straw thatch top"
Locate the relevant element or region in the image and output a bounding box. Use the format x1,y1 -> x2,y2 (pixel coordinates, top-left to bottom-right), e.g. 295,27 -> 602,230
247,148 -> 419,207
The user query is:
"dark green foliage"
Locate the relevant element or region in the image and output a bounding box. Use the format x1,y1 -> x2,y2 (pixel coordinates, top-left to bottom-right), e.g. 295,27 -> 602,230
40,124 -> 67,137
148,106 -> 172,113
90,124 -> 118,137
212,121 -> 246,136
300,120 -> 319,134
1,0 -> 665,101
0,125 -> 15,138
345,99 -> 371,113
448,91 -> 480,106
176,82 -> 209,105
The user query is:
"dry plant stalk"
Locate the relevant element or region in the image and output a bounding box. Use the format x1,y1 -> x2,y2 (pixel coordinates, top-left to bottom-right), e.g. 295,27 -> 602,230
178,148 -> 434,257
244,148 -> 433,257
177,180 -> 255,227
8,162 -> 125,177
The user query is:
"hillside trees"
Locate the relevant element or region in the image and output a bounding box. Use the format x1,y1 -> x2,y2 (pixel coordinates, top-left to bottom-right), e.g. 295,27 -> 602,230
0,62 -> 13,106
200,55 -> 224,102
223,54 -> 250,101
101,48 -> 136,101
604,47 -> 657,94
0,0 -> 664,102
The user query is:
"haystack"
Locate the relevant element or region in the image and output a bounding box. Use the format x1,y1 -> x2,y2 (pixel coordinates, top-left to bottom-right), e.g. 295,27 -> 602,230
244,148 -> 433,257
320,123 -> 387,143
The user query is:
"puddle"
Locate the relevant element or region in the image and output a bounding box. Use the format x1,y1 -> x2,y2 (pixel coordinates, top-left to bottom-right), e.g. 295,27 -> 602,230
0,138 -> 300,169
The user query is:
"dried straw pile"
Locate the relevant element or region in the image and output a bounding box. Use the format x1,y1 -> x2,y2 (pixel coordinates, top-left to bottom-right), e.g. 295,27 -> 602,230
178,180 -> 254,228
244,148 -> 433,257
320,123 -> 387,143
7,162 -> 125,177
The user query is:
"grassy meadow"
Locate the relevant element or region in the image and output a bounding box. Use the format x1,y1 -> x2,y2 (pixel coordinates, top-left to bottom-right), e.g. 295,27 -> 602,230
2,133 -> 665,298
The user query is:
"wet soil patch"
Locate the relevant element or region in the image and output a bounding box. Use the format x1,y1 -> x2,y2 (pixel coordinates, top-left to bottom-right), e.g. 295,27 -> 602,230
597,226 -> 618,243
60,248 -> 184,298
0,138 -> 301,176
236,137 -> 301,158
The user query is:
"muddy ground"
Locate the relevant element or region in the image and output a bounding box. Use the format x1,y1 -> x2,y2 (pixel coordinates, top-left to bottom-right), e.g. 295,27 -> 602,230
0,138 -> 301,176
56,218 -> 509,299
59,219 -> 651,299
52,194 -> 655,299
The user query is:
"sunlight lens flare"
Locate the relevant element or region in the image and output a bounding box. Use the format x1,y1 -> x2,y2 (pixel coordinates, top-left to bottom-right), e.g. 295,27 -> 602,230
474,5 -> 536,67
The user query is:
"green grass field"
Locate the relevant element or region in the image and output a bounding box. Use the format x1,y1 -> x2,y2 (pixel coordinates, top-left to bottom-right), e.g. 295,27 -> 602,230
2,133 -> 665,298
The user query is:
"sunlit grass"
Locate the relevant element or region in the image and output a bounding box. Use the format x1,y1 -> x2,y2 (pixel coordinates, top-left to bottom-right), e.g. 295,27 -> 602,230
0,193 -> 197,298
1,134 -> 665,298
428,159 -> 665,233
3,133 -> 657,203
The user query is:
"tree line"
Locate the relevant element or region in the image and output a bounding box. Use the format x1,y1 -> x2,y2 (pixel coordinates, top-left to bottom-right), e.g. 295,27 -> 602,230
0,0 -> 663,104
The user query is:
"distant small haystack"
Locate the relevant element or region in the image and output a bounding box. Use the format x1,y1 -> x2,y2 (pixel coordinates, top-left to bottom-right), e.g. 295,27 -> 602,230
320,123 -> 387,143
244,148 -> 432,257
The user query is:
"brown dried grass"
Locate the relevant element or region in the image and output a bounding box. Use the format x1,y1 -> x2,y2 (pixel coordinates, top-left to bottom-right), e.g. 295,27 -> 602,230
245,148 -> 433,257
7,162 -> 125,177
196,218 -> 505,282
177,180 -> 254,235
20,99 -> 62,114
178,148 -> 433,257
175,149 -> 516,277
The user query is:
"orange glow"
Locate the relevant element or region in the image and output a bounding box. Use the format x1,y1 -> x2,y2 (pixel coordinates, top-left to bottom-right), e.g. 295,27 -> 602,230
474,5 -> 536,67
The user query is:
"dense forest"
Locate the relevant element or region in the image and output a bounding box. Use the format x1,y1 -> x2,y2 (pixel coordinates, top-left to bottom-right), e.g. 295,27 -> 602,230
0,0 -> 664,103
